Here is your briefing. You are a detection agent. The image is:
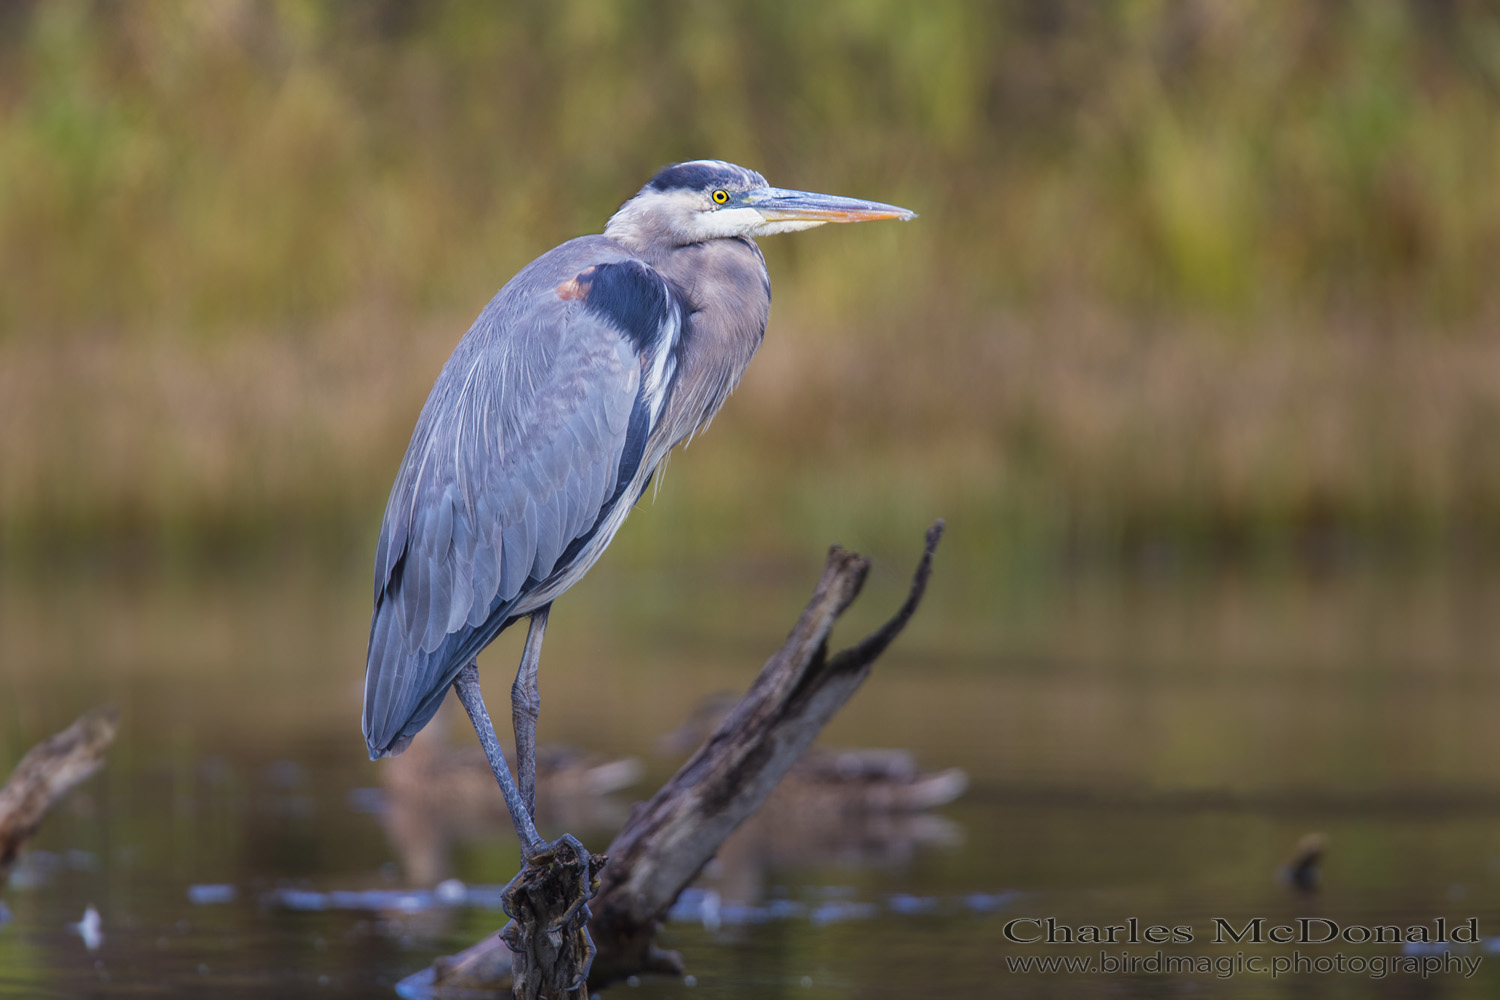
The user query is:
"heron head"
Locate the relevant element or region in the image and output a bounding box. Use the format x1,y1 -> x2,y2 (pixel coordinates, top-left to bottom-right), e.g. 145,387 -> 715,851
606,159 -> 916,252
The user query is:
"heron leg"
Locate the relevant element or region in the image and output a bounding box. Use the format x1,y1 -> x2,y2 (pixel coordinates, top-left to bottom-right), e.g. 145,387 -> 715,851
453,662 -> 546,857
512,606 -> 550,820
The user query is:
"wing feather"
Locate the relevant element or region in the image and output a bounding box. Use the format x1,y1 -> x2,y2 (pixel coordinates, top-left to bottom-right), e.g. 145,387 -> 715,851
363,243 -> 681,757
500,495 -> 538,602
467,493 -> 500,627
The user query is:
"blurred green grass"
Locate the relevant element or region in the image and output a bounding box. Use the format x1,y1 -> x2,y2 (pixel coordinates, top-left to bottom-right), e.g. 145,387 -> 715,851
3,0 -> 1500,571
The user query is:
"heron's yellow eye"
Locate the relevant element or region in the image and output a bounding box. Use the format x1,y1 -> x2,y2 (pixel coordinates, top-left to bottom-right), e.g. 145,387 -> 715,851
711,189 -> 729,205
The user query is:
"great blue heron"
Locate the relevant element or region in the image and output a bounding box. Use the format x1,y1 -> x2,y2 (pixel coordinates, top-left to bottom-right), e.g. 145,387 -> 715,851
362,159 -> 914,855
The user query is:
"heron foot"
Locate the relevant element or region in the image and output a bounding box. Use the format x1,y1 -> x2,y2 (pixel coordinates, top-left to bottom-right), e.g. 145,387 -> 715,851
499,833 -> 607,997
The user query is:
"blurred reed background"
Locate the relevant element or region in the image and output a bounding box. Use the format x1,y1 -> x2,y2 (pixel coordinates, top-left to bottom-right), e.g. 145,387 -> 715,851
5,11 -> 1500,996
2,0 -> 1499,574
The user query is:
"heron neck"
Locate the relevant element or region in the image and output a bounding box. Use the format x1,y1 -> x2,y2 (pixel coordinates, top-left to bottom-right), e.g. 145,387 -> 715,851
650,237 -> 771,442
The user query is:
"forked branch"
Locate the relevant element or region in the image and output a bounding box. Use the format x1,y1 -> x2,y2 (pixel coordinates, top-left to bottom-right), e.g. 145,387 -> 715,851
403,522 -> 943,997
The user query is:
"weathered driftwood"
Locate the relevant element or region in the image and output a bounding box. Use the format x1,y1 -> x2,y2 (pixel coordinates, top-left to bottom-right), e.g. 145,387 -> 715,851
403,521 -> 943,997
0,707 -> 118,886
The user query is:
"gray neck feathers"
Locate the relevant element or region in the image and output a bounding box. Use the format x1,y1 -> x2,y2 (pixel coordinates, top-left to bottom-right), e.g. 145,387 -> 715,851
651,237 -> 771,445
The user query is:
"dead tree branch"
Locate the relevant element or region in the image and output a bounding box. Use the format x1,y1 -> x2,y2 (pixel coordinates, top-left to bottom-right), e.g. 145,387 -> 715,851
0,707 -> 119,886
404,521 -> 943,997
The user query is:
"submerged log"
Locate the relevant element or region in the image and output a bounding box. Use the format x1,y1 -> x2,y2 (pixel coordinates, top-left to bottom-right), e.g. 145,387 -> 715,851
404,521 -> 943,997
0,707 -> 119,886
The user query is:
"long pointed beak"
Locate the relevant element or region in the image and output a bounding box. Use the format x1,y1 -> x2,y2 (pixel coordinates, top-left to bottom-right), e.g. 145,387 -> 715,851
745,187 -> 917,223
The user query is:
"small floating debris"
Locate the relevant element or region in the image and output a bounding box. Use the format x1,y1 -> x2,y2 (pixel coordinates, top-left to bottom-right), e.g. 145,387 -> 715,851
809,900 -> 879,926
1278,832 -> 1325,893
666,887 -> 714,924
281,881 -> 1038,927
666,887 -> 722,930
698,890 -> 722,932
266,884 -> 516,913
1401,936 -> 1500,958
666,888 -> 1034,926
667,890 -> 809,926
72,905 -> 103,951
1404,940 -> 1457,957
886,893 -> 939,916
271,889 -> 329,911
764,899 -> 803,920
334,891 -> 425,913
963,891 -> 1020,913
187,884 -> 237,905
459,885 -> 512,909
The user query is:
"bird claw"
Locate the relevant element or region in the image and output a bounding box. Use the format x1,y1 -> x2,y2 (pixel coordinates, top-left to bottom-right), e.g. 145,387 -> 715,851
499,871 -> 522,922
562,924 -> 598,992
549,900 -> 591,935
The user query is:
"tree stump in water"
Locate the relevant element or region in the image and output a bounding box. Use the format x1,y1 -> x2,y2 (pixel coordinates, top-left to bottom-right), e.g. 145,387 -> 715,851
405,522 -> 943,998
0,707 -> 118,887
500,834 -> 606,1000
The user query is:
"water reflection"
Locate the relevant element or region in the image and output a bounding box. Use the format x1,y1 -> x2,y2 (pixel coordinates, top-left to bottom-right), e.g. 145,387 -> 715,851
372,691 -> 970,921
2,560 -> 1500,997
377,710 -> 642,886
658,694 -> 969,907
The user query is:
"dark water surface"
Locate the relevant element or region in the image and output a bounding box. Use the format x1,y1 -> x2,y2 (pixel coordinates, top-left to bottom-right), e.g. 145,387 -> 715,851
2,553 -> 1500,998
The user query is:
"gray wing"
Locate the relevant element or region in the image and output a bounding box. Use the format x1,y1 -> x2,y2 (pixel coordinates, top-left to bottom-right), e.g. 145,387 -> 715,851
363,248 -> 680,757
